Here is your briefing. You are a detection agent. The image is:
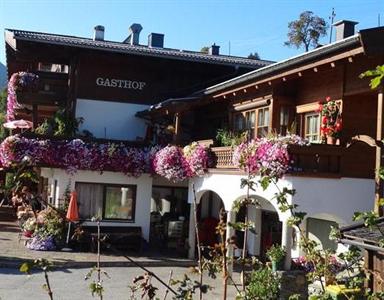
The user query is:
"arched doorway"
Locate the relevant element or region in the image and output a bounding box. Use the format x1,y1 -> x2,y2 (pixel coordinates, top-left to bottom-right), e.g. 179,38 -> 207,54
197,190 -> 225,248
233,195 -> 282,260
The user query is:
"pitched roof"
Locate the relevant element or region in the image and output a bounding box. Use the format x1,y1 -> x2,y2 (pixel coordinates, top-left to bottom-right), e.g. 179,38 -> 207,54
340,217 -> 384,246
5,29 -> 273,68
201,34 -> 362,95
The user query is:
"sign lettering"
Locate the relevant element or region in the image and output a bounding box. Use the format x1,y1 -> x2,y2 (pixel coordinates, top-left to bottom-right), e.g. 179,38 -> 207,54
96,77 -> 146,90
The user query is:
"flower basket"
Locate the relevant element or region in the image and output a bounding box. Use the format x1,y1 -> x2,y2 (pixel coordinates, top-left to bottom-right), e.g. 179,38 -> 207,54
319,97 -> 342,142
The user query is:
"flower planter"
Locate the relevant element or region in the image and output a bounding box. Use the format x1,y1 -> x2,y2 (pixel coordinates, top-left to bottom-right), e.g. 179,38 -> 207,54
271,259 -> 284,272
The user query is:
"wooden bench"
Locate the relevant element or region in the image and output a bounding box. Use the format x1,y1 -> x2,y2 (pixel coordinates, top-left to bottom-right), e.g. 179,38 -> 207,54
81,225 -> 142,253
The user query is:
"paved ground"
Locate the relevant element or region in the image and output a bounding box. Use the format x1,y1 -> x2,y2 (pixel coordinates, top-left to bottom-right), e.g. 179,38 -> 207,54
0,266 -> 241,299
0,206 -> 193,268
0,206 -> 241,298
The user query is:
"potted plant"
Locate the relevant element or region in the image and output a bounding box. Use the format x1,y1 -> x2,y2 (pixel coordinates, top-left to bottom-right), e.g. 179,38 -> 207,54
266,244 -> 286,272
318,97 -> 342,145
22,217 -> 36,237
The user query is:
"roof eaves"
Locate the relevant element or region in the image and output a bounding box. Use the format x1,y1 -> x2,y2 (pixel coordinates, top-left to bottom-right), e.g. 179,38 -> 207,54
5,29 -> 273,68
202,34 -> 361,96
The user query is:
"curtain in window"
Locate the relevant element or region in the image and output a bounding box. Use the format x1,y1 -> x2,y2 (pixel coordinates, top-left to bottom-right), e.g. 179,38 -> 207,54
76,183 -> 103,219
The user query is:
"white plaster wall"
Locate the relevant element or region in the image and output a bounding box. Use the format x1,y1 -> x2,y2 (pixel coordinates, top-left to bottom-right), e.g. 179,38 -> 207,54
190,174 -> 375,226
189,173 -> 293,222
40,168 -> 153,241
189,173 -> 375,257
75,98 -> 149,141
288,176 -> 375,226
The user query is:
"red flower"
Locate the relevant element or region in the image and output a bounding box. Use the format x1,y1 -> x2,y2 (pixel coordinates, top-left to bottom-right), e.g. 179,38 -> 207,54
322,116 -> 328,125
326,96 -> 331,102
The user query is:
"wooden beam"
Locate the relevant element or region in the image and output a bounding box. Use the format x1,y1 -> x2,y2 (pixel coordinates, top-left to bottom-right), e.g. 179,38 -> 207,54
375,87 -> 384,215
212,47 -> 364,98
347,135 -> 382,148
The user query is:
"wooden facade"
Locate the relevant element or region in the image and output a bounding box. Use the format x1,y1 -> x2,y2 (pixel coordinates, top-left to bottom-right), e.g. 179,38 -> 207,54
161,28 -> 384,180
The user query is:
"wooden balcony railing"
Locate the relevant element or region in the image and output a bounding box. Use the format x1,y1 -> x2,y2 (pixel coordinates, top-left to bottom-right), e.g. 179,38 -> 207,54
210,146 -> 235,169
17,71 -> 68,105
210,144 -> 343,176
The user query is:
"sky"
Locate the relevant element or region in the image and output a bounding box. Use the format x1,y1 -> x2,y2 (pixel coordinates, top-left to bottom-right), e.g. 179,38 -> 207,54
0,0 -> 383,65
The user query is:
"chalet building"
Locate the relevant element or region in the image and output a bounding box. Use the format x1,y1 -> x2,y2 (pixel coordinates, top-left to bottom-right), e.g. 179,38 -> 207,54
140,21 -> 384,266
4,24 -> 269,242
3,21 -> 384,267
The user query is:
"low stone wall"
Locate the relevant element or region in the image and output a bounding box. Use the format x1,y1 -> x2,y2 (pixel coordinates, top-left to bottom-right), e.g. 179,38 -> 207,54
277,270 -> 308,299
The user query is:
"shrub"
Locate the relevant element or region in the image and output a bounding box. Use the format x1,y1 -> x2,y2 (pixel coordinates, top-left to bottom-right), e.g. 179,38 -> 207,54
245,267 -> 281,299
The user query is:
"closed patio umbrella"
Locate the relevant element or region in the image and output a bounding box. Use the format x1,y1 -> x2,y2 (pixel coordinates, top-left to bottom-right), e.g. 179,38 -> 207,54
65,191 -> 79,245
3,119 -> 33,129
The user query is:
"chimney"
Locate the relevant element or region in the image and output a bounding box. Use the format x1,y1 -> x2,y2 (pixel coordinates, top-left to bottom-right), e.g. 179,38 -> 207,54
209,43 -> 220,55
333,20 -> 358,41
125,23 -> 143,45
93,25 -> 105,41
148,33 -> 164,48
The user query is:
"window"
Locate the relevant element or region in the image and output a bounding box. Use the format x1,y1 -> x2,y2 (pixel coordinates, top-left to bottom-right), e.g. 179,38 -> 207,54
233,106 -> 270,138
279,106 -> 290,135
76,182 -> 136,221
38,62 -> 69,73
304,112 -> 320,142
256,107 -> 269,137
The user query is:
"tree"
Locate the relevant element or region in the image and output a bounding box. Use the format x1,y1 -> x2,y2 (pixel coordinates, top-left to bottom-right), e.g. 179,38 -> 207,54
247,52 -> 260,60
284,11 -> 328,52
200,46 -> 209,54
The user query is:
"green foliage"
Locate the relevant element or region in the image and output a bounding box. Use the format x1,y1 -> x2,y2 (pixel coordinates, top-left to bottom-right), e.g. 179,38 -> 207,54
35,208 -> 65,240
129,273 -> 158,299
34,108 -> 83,137
243,267 -> 281,300
353,211 -> 379,228
200,46 -> 209,54
285,11 -> 328,52
0,88 -> 8,139
20,258 -> 53,299
359,65 -> 384,90
215,128 -> 246,147
266,244 -> 286,262
171,274 -> 210,300
85,266 -> 110,299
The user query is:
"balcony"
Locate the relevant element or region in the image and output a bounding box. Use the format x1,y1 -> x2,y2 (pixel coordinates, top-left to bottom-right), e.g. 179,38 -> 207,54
16,71 -> 68,106
210,144 -> 343,177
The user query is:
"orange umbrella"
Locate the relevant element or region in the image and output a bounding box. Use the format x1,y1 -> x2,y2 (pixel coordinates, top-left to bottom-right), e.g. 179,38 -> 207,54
66,191 -> 79,222
65,191 -> 79,245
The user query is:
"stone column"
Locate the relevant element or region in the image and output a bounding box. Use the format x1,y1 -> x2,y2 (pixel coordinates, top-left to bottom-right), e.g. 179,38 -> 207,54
188,204 -> 196,259
226,210 -> 236,276
281,221 -> 293,270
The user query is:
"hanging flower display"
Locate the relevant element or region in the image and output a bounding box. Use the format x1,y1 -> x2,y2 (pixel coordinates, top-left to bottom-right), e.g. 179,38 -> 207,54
183,142 -> 209,176
0,135 -> 147,177
318,97 -> 342,139
233,135 -> 309,179
152,145 -> 192,182
7,72 -> 39,121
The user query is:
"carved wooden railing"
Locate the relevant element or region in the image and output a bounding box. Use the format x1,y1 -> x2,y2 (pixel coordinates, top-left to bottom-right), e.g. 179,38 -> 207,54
210,146 -> 235,169
210,144 -> 343,176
